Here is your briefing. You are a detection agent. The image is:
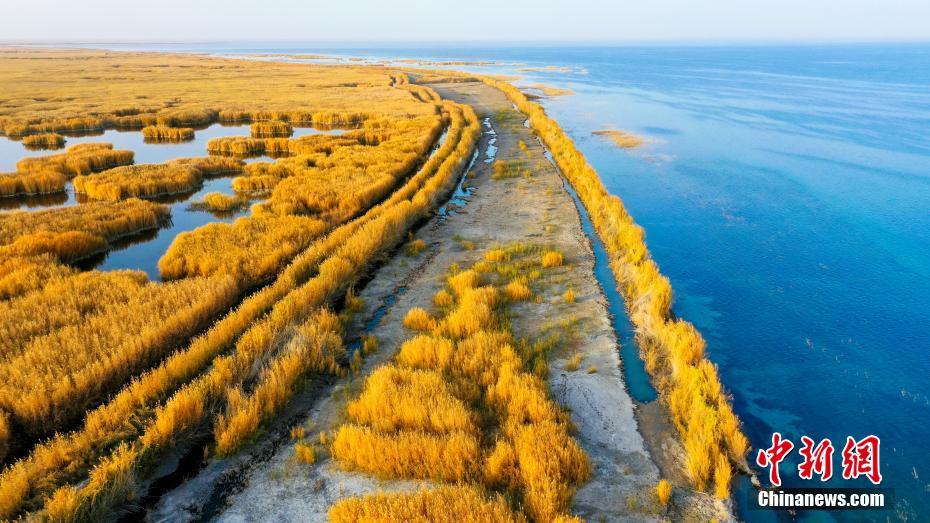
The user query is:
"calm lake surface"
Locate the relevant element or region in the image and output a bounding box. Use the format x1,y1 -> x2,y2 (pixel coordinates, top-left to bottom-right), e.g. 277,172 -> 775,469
20,43 -> 930,520
0,123 -> 344,278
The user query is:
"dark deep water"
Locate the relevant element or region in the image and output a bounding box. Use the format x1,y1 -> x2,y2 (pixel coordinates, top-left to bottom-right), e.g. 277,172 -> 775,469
13,42 -> 930,520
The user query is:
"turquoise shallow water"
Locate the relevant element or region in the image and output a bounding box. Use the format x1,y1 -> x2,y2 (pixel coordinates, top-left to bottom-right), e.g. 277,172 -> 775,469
18,43 -> 930,519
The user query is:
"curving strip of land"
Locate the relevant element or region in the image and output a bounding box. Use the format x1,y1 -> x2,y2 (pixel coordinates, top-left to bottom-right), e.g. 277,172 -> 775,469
152,79 -> 729,523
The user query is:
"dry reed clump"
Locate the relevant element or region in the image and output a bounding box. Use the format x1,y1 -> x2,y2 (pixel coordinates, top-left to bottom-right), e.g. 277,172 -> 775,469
158,214 -> 329,287
0,267 -> 147,363
16,143 -> 134,178
251,120 -> 293,137
73,163 -> 202,200
504,279 -> 533,301
345,366 -> 477,435
492,160 -> 529,180
332,424 -> 481,481
404,307 -> 437,332
541,250 -> 563,268
0,254 -> 75,300
0,272 -> 238,438
433,289 -> 454,308
565,354 -> 582,372
0,199 -> 170,262
656,479 -> 672,506
141,125 -> 194,142
0,170 -> 66,198
191,192 -> 248,212
2,91 -> 479,521
21,133 -> 65,149
482,74 -> 748,496
406,238 -> 427,256
214,309 -> 345,455
330,246 -> 589,522
329,485 -> 521,523
294,443 -> 316,464
167,156 -> 244,177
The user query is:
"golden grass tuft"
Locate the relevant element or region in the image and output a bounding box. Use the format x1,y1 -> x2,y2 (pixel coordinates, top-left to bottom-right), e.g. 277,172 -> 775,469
406,238 -> 426,256
21,133 -> 65,149
404,307 -> 437,332
541,250 -> 563,268
484,248 -> 508,262
565,353 -> 582,372
361,334 -> 379,355
159,214 -> 328,287
16,142 -> 134,178
251,120 -> 293,138
346,366 -> 477,434
141,125 -> 194,142
294,442 -> 316,464
0,170 -> 66,198
433,289 -> 454,308
492,159 -> 529,180
168,156 -> 244,177
329,485 -> 520,523
562,288 -> 576,303
73,163 -> 202,200
332,424 -> 480,481
504,279 -> 533,301
191,192 -> 248,212
656,479 -> 672,506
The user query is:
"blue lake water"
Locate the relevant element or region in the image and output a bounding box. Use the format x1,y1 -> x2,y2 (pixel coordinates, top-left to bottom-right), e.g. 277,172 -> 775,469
15,42 -> 930,519
1,123 -> 344,278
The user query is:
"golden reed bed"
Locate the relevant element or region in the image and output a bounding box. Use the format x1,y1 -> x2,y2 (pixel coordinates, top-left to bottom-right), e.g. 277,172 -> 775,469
0,47 -> 480,521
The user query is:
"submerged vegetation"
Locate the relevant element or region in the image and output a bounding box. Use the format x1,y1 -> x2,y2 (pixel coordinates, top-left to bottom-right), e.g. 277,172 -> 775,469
330,245 -> 588,522
483,75 -> 749,496
592,129 -> 644,149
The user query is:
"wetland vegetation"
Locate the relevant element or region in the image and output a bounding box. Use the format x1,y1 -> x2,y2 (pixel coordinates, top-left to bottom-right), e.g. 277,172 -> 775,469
0,47 -> 745,522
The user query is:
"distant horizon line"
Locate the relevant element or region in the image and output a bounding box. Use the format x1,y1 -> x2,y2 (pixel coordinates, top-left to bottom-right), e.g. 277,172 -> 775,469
3,38 -> 930,48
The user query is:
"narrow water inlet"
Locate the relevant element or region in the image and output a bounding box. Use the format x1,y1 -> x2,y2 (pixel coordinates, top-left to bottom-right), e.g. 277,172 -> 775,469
542,147 -> 658,403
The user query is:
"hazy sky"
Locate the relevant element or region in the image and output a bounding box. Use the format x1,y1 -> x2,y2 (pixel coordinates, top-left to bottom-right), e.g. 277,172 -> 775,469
3,0 -> 930,43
